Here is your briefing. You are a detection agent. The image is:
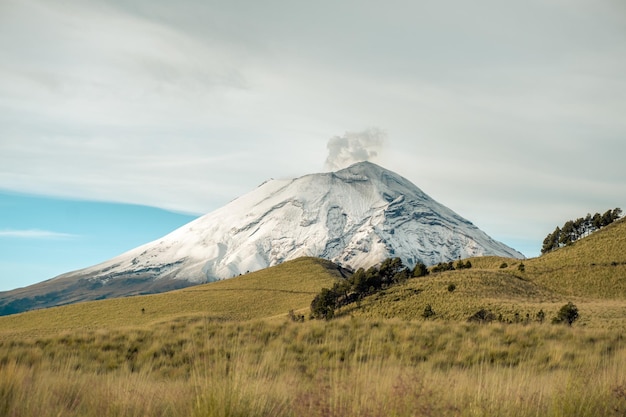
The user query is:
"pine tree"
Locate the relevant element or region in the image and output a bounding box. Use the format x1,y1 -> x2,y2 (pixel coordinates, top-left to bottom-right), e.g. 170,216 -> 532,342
559,221 -> 575,246
541,226 -> 560,254
612,208 -> 622,222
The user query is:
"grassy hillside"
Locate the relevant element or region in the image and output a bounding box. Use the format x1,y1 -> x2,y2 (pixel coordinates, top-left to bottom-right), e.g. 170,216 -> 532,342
2,219 -> 624,337
1,221 -> 626,417
526,217 -> 626,298
0,257 -> 342,339
344,267 -> 562,321
344,218 -> 626,328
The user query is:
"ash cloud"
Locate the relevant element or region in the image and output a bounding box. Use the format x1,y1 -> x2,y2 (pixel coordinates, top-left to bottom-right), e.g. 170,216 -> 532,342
324,128 -> 386,171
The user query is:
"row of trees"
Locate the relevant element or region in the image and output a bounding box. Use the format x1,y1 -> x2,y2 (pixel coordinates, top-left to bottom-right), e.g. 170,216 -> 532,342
541,208 -> 622,254
466,303 -> 579,326
310,255 -> 479,320
431,259 -> 472,273
311,257 -> 428,320
309,257 -> 582,325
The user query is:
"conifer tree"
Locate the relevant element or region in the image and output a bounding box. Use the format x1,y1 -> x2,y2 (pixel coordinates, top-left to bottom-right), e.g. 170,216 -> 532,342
541,208 -> 621,254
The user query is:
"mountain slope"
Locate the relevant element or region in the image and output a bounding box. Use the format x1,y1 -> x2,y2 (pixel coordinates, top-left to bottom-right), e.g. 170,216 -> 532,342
71,161 -> 522,280
3,214 -> 626,336
347,218 -> 626,326
525,217 -> 626,298
0,257 -> 345,338
0,162 -> 522,315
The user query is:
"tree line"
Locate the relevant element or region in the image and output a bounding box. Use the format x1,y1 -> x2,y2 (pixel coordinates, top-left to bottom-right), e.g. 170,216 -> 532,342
309,257 -> 476,320
541,208 -> 622,254
310,257 -> 429,320
308,256 -> 580,326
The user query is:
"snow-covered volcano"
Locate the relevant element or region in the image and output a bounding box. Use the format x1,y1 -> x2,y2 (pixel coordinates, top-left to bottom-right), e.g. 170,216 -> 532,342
0,162 -> 523,315
78,161 -> 522,281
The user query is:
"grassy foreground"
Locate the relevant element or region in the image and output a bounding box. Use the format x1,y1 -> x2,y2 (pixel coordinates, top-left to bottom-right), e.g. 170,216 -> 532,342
1,219 -> 625,416
1,316 -> 626,417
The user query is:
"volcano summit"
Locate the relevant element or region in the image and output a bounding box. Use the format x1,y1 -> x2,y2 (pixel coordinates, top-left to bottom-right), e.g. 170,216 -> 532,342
0,162 -> 523,315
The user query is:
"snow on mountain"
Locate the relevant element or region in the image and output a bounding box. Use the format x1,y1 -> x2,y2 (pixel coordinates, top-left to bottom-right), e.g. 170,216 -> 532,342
66,161 -> 524,285
0,161 -> 525,315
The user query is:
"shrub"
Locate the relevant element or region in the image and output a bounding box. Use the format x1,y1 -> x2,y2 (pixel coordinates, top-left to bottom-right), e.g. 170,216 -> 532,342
412,262 -> 429,278
499,262 -> 508,269
468,309 -> 496,324
287,310 -> 305,323
310,288 -> 337,320
447,283 -> 456,293
431,262 -> 455,273
456,260 -> 472,270
536,309 -> 546,323
552,302 -> 579,326
422,304 -> 436,319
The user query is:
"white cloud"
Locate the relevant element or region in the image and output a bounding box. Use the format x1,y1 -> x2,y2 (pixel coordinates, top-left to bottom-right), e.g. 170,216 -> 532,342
0,229 -> 78,240
0,0 -> 625,255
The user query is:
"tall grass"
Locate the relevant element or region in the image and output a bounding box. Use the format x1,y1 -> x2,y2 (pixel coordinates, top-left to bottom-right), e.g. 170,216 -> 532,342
0,360 -> 191,417
1,316 -> 625,417
1,199 -> 624,416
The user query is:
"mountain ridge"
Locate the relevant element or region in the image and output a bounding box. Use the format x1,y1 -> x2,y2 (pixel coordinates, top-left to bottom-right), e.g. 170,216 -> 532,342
74,161 -> 522,279
1,218 -> 624,331
0,161 -> 523,315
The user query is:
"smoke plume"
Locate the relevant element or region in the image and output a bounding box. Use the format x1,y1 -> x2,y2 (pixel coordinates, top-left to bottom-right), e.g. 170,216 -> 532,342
324,128 -> 386,171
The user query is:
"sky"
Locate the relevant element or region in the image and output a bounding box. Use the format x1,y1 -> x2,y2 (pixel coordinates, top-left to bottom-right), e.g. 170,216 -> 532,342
1,0 -> 625,292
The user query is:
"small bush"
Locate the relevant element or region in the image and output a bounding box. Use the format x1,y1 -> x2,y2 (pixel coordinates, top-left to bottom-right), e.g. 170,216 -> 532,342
412,262 -> 429,278
552,302 -> 579,326
431,262 -> 455,273
536,309 -> 546,323
287,310 -> 305,323
456,260 -> 472,270
499,262 -> 508,269
468,309 -> 496,324
447,283 -> 456,293
422,304 -> 436,319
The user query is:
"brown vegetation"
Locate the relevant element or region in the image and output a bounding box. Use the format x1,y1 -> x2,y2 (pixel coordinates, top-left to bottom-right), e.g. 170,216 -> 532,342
1,219 -> 625,416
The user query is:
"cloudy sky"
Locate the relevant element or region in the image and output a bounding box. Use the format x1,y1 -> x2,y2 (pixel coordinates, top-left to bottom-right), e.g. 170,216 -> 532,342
1,0 -> 625,291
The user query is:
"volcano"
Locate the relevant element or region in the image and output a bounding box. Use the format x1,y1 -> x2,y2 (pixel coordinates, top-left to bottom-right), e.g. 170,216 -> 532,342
0,161 -> 523,315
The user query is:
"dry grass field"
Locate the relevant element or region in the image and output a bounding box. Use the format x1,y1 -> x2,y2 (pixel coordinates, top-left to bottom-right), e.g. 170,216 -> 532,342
1,317 -> 625,417
0,257 -> 342,339
1,219 -> 625,416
